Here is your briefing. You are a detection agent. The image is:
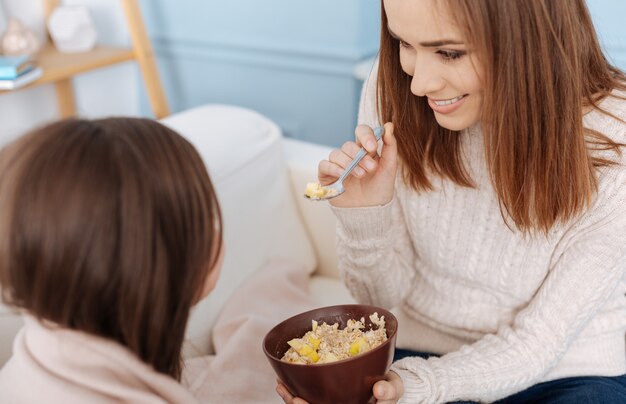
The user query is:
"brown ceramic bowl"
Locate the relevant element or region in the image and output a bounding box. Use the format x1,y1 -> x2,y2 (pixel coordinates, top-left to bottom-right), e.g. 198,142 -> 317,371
263,304 -> 398,404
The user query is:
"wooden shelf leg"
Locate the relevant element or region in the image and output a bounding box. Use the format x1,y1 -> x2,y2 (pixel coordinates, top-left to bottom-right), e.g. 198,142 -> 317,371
55,78 -> 76,118
121,0 -> 170,119
44,0 -> 61,19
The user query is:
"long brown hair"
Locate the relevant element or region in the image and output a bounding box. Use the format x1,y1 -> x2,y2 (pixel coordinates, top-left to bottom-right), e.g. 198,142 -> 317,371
0,118 -> 223,380
378,0 -> 626,233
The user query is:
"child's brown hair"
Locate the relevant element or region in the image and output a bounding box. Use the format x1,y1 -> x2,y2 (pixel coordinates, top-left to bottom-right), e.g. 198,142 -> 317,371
0,117 -> 222,380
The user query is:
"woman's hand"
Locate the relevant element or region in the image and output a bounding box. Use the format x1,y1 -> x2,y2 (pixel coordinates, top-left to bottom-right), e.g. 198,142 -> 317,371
276,370 -> 404,403
319,122 -> 397,208
372,371 -> 404,403
276,381 -> 308,404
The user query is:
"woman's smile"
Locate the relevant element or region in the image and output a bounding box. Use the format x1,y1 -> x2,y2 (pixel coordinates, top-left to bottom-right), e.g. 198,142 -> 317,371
427,94 -> 468,114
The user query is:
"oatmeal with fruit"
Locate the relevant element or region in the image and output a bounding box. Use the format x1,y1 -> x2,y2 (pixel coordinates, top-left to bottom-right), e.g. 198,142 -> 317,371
281,313 -> 387,364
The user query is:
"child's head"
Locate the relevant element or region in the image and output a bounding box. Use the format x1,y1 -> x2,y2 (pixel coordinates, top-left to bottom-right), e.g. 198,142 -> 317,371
379,0 -> 625,232
0,117 -> 223,380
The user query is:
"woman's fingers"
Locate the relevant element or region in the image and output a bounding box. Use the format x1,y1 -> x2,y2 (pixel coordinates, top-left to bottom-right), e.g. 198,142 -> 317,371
339,139 -> 380,170
373,380 -> 396,402
277,377 -> 399,404
316,124 -> 393,194
276,383 -> 291,403
339,141 -> 379,174
319,148 -> 377,184
330,147 -> 367,177
331,147 -> 362,175
380,122 -> 397,163
318,159 -> 345,182
276,383 -> 309,404
355,124 -> 381,155
373,371 -> 404,403
276,383 -> 308,404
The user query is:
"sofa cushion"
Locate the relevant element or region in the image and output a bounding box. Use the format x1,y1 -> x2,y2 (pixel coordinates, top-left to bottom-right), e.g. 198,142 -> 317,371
0,307 -> 23,366
283,138 -> 340,280
161,105 -> 317,356
308,275 -> 356,307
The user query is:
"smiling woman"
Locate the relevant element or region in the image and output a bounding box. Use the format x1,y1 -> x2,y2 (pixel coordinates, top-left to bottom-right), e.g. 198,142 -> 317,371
378,0 -> 626,232
384,2 -> 483,132
278,0 -> 626,403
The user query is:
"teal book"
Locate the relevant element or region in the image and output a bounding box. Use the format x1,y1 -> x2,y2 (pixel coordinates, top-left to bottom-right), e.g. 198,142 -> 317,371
0,55 -> 33,79
0,67 -> 43,90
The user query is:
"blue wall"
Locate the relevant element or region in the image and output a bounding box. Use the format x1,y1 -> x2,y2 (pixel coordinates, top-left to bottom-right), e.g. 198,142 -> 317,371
138,1 -> 624,147
587,0 -> 626,70
138,0 -> 381,147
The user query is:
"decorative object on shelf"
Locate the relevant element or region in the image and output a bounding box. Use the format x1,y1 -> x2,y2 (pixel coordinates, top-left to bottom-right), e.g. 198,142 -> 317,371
0,0 -> 7,41
0,54 -> 33,78
0,0 -> 168,122
0,18 -> 40,56
0,54 -> 41,90
47,6 -> 97,53
0,66 -> 42,90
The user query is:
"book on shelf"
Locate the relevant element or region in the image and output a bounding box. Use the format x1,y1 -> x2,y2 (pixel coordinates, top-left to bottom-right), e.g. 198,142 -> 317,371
0,55 -> 35,80
0,67 -> 43,90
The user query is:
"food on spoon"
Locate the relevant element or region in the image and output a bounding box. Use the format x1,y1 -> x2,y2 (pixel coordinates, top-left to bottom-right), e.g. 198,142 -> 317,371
281,313 -> 387,365
304,182 -> 338,199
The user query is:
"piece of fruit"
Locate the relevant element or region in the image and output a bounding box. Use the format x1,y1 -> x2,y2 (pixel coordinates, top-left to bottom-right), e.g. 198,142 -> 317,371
349,337 -> 371,356
307,335 -> 321,350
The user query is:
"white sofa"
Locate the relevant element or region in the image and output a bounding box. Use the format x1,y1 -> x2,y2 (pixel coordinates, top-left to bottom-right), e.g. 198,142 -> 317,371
0,104 -> 355,365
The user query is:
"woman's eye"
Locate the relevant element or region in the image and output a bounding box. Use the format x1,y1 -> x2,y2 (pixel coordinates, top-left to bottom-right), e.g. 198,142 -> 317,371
399,40 -> 412,49
437,50 -> 466,61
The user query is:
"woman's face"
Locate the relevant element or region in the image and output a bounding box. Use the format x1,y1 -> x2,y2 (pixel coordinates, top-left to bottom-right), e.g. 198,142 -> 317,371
384,0 -> 484,131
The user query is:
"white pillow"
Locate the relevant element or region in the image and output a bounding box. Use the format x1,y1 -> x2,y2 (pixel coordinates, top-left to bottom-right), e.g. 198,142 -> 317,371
161,105 -> 317,356
0,306 -> 23,366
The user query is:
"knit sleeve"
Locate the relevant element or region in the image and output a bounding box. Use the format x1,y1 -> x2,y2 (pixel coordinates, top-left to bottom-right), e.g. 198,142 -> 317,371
390,167 -> 626,403
357,57 -> 380,130
331,58 -> 420,308
332,195 -> 419,309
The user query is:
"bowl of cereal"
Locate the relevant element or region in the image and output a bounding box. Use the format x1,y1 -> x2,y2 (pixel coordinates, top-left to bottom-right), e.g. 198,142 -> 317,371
263,304 -> 398,404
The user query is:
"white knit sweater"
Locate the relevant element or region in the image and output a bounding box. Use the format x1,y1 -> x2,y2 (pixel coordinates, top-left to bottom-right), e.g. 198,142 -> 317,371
332,69 -> 626,403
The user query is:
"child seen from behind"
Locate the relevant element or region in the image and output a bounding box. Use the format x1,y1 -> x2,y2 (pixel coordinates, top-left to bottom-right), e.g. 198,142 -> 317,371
0,117 -> 222,403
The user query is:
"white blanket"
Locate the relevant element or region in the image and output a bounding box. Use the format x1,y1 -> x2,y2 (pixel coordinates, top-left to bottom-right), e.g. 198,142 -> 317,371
183,259 -> 319,403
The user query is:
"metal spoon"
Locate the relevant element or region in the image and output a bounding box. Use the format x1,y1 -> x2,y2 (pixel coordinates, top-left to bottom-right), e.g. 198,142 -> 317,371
304,126 -> 385,201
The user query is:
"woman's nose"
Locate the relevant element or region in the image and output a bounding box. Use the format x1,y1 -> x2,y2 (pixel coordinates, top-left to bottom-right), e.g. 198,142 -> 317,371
410,58 -> 446,97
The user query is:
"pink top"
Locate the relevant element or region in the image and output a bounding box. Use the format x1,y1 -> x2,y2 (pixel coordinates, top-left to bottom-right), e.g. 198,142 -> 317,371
0,316 -> 198,403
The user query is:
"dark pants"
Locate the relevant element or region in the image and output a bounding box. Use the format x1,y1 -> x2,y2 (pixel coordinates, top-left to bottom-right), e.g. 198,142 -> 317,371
393,348 -> 626,403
